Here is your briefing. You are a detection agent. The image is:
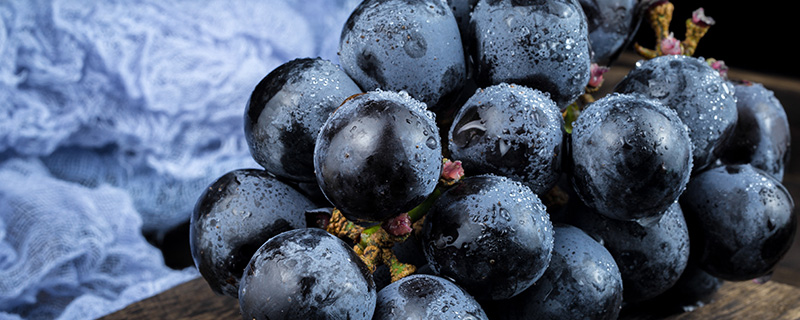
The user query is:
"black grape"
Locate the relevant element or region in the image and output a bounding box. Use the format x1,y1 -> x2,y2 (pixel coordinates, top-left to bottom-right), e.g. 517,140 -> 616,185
578,0 -> 642,65
421,174 -> 554,300
339,0 -> 466,111
314,90 -> 442,222
238,228 -> 376,320
719,82 -> 791,181
244,58 -> 362,182
615,54 -> 738,171
373,274 -> 488,319
488,224 -> 623,320
570,93 -> 692,221
469,0 -> 591,109
448,83 -> 564,195
681,164 -> 796,281
190,169 -> 314,298
643,258 -> 723,313
563,202 -> 691,303
447,0 -> 479,39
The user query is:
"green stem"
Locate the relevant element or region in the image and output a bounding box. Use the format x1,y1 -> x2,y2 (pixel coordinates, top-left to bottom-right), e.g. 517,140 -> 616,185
407,187 -> 442,222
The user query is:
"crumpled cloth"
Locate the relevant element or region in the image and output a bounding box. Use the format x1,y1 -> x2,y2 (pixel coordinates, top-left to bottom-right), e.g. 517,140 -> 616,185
0,159 -> 199,320
0,0 -> 358,318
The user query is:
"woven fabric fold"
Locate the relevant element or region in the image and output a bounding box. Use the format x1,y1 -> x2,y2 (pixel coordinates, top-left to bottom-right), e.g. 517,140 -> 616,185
0,0 -> 359,318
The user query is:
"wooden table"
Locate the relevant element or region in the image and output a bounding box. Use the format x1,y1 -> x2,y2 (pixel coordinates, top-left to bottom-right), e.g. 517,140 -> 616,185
104,52 -> 800,319
103,275 -> 800,320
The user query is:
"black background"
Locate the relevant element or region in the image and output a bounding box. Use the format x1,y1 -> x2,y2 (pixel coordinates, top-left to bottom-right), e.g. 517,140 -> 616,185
628,1 -> 798,78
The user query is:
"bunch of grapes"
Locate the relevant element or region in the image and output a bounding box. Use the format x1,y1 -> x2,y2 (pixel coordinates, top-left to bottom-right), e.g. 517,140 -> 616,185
189,0 -> 796,319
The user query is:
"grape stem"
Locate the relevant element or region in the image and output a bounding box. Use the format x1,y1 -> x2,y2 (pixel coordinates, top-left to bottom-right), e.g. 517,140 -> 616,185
634,1 -> 713,59
324,158 -> 464,282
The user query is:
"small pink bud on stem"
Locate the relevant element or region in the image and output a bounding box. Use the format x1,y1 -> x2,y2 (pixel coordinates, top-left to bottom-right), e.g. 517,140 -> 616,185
588,64 -> 609,88
441,159 -> 464,185
383,212 -> 413,236
660,32 -> 682,55
692,8 -> 715,27
707,58 -> 728,79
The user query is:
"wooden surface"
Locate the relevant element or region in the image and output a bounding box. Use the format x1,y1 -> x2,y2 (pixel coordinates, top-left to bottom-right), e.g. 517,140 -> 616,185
623,281 -> 800,320
104,51 -> 800,319
104,277 -> 237,320
103,277 -> 800,320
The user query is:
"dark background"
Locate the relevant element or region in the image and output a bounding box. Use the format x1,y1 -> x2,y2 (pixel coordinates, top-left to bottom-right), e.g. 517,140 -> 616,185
629,1 -> 797,78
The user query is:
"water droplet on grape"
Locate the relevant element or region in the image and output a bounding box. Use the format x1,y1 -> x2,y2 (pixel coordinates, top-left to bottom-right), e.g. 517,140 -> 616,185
426,136 -> 438,149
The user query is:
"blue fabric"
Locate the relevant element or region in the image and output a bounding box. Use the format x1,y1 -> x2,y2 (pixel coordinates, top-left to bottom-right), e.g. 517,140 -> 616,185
0,0 -> 359,318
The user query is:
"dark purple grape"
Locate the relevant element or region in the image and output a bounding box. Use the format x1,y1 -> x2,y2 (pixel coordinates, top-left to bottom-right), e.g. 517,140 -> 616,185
680,164 -> 796,281
373,274 -> 489,319
570,93 -> 692,221
563,202 -> 690,303
292,180 -> 331,207
578,0 -> 642,65
314,90 -> 442,222
487,224 -> 623,320
244,58 -> 362,182
190,169 -> 314,298
469,0 -> 591,109
448,83 -> 565,195
238,228 -> 376,320
645,257 -> 723,313
719,82 -> 791,181
615,55 -> 738,171
447,0 -> 479,38
339,0 -> 466,111
421,174 -> 554,300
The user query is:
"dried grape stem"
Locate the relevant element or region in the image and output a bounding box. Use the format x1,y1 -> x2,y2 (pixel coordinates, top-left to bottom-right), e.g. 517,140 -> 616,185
682,18 -> 710,56
651,1 -> 674,40
634,2 -> 713,59
635,1 -> 674,58
383,248 -> 416,282
579,93 -> 596,105
354,226 -> 412,276
634,44 -> 659,59
325,208 -> 364,242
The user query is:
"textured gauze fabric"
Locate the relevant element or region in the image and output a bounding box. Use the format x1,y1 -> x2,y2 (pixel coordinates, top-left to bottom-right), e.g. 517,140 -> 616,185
0,0 -> 360,318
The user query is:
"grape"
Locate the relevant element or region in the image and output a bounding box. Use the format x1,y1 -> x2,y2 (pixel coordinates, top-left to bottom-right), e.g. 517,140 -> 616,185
190,169 -> 314,298
339,0 -> 466,111
469,0 -> 591,109
615,54 -> 738,171
239,228 -> 376,320
447,0 -> 479,38
421,174 -> 554,300
563,202 -> 690,303
719,82 -> 791,181
680,164 -> 796,281
449,83 -> 564,195
487,224 -> 623,320
570,93 -> 692,221
646,258 -> 723,313
578,0 -> 641,65
314,90 -> 442,222
292,180 -> 331,207
244,58 -> 362,182
373,274 -> 489,319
